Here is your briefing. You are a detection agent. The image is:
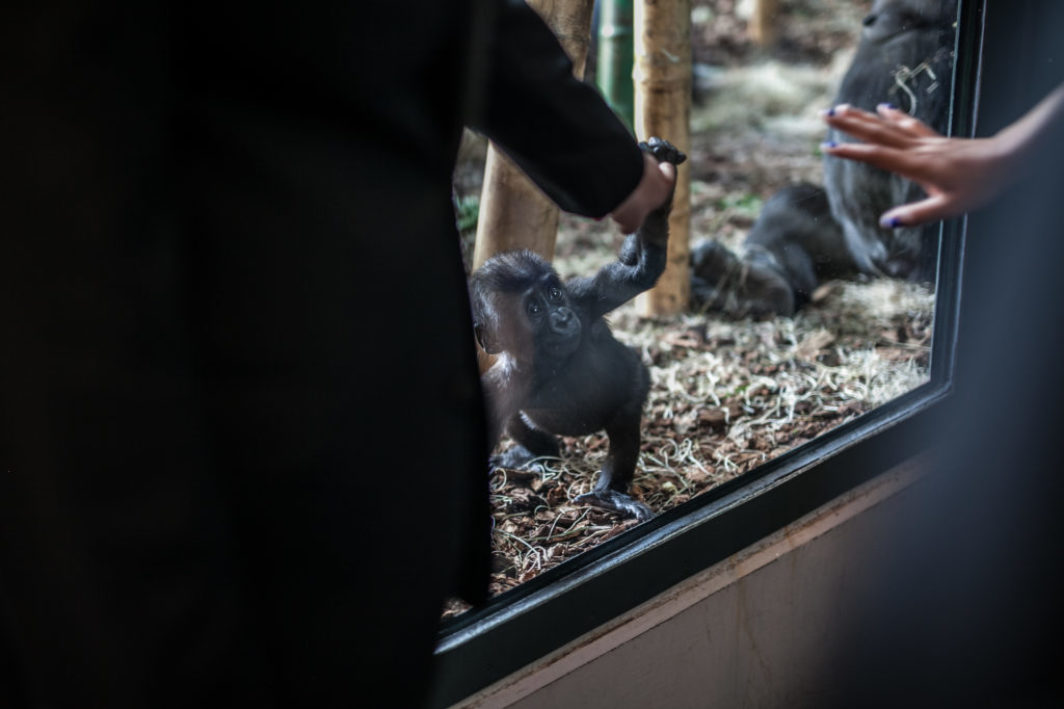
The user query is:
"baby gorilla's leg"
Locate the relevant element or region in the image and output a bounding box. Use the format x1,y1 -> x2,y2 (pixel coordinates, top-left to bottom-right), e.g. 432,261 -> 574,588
490,413 -> 561,472
574,404 -> 653,522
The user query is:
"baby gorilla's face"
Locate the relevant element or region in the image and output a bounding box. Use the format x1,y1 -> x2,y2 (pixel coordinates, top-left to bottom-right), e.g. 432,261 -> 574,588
525,279 -> 581,358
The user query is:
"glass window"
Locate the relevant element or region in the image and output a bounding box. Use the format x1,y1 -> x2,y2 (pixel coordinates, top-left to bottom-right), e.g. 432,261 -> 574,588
438,0 -> 980,704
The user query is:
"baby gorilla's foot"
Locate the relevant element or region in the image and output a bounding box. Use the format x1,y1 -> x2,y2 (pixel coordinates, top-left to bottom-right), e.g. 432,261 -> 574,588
489,445 -> 555,473
639,136 -> 687,167
575,489 -> 654,522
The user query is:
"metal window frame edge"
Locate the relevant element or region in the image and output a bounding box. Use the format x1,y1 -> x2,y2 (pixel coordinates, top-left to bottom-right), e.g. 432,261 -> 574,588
431,3 -> 985,705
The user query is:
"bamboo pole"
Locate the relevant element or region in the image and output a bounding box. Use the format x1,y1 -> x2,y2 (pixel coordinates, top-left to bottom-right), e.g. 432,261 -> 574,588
471,0 -> 597,271
595,0 -> 636,131
748,0 -> 780,47
634,0 -> 692,316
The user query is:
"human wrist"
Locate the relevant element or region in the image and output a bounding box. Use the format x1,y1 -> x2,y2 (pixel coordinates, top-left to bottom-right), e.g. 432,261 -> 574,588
610,152 -> 672,233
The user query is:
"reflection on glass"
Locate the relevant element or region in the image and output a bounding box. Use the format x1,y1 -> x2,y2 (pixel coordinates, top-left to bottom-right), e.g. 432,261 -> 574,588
448,0 -> 956,609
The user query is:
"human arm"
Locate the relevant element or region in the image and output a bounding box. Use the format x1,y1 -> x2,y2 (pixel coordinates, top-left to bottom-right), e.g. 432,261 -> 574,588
821,83 -> 1064,227
468,0 -> 674,230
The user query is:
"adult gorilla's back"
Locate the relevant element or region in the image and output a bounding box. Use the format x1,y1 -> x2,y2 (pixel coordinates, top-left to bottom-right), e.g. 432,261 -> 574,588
824,0 -> 958,280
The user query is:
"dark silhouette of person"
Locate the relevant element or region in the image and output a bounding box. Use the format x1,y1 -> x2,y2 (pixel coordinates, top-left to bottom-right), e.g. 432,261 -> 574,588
0,1 -> 673,706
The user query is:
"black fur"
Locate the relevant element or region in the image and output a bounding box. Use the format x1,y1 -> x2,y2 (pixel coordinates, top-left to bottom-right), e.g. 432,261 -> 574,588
470,138 -> 686,521
692,183 -> 849,317
825,0 -> 958,280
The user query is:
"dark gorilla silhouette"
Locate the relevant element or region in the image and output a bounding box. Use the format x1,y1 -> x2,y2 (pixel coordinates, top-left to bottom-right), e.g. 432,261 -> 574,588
691,0 -> 958,317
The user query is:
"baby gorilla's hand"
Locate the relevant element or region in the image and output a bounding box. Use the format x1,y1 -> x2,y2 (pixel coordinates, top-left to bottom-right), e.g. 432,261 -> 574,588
639,136 -> 687,167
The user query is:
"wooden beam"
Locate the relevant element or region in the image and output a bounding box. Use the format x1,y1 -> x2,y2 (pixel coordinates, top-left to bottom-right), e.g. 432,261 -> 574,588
749,0 -> 780,47
634,0 -> 692,316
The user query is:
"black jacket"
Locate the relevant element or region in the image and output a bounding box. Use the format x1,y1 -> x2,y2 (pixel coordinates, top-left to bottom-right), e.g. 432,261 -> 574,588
0,0 -> 643,706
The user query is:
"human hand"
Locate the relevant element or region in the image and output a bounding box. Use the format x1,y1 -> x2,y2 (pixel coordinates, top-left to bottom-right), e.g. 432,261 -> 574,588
609,150 -> 677,234
821,103 -> 1015,228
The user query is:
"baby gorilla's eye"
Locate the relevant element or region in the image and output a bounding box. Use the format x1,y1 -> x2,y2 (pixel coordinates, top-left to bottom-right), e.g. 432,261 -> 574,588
526,299 -> 542,315
548,287 -> 562,301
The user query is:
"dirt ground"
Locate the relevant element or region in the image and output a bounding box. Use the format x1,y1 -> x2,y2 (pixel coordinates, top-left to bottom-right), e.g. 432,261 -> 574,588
446,0 -> 934,616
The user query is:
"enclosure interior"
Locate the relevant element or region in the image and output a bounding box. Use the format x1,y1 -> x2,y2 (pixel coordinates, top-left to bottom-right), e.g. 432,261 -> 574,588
433,1 -> 978,704
448,0 -> 958,613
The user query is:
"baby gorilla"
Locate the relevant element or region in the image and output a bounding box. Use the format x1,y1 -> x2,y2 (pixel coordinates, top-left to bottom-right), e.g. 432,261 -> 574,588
470,137 -> 686,521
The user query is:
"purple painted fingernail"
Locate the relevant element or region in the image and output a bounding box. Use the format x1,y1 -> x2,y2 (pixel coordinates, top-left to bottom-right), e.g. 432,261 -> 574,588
820,141 -> 837,151
827,107 -> 836,117
880,215 -> 903,228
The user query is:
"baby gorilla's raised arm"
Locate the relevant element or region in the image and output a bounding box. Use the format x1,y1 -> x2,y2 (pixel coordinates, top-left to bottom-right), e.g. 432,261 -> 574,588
567,138 -> 686,319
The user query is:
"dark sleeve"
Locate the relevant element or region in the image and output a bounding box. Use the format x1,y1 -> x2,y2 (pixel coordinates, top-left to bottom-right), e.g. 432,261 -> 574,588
468,0 -> 645,218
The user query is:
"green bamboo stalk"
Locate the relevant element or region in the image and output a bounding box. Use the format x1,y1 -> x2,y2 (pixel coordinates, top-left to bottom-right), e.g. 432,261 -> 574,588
595,0 -> 635,132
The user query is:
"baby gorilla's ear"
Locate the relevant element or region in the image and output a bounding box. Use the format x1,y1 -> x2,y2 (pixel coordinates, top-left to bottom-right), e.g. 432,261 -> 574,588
472,321 -> 491,351
473,322 -> 502,354
469,281 -> 504,354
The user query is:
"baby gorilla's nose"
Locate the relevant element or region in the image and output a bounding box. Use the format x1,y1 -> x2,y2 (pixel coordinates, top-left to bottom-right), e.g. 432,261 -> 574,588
549,307 -> 580,337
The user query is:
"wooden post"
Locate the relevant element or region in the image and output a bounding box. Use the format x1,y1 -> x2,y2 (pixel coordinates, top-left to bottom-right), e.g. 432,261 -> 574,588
471,0 -> 597,271
634,0 -> 691,316
748,0 -> 780,47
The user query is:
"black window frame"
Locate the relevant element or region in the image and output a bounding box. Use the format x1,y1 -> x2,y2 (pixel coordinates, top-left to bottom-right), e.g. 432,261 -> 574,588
430,2 -> 986,705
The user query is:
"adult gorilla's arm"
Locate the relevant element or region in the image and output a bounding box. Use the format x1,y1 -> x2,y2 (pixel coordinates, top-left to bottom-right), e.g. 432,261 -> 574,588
467,0 -> 645,219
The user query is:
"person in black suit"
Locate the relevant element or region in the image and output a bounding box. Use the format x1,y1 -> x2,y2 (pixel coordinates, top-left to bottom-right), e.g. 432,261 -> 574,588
0,1 -> 673,706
